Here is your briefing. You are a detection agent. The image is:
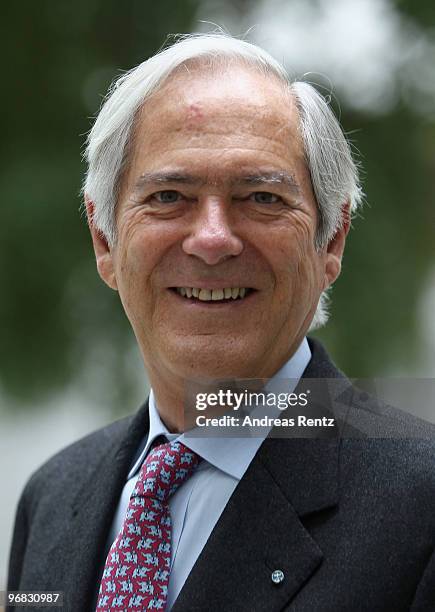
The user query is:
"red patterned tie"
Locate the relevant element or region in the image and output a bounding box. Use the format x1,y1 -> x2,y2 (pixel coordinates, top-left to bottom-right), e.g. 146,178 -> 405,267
96,441 -> 200,611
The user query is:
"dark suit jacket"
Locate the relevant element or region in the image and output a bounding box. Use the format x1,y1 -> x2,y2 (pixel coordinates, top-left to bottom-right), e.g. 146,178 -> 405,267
7,339 -> 435,611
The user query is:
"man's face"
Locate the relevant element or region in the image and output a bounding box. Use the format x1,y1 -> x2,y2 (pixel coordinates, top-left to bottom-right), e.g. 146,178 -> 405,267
91,65 -> 344,382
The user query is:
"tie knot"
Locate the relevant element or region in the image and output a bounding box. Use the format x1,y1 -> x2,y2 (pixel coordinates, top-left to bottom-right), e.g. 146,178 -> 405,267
133,441 -> 200,507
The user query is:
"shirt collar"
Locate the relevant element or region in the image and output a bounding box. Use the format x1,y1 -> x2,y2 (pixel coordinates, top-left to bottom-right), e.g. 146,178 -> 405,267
128,337 -> 311,481
127,391 -> 176,478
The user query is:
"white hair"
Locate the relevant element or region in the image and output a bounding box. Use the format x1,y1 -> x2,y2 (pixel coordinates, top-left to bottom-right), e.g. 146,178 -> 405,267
83,32 -> 363,330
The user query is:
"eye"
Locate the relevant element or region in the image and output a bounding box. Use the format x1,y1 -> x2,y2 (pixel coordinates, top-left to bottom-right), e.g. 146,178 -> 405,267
153,190 -> 181,203
250,192 -> 281,204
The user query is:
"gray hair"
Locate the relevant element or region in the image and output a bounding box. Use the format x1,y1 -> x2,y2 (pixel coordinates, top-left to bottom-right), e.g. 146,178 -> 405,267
83,32 -> 363,329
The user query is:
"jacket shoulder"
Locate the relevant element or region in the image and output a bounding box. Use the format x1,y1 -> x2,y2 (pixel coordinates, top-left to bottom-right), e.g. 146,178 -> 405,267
23,414 -> 134,501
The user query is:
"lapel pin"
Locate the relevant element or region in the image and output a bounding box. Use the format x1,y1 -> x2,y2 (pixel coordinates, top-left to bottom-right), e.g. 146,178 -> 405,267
271,569 -> 285,584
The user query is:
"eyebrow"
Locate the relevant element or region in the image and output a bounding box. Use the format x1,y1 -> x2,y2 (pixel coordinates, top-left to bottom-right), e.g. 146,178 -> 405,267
133,170 -> 301,193
240,172 -> 300,191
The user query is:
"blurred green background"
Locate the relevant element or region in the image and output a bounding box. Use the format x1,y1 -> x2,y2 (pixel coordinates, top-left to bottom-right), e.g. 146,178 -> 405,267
1,0 -> 434,418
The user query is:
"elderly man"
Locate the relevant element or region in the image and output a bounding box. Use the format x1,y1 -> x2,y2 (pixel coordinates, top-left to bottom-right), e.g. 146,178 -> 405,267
7,33 -> 435,611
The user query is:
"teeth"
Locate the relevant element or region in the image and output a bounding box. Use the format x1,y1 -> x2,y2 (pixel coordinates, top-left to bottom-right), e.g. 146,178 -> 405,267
175,287 -> 249,301
198,289 -> 212,301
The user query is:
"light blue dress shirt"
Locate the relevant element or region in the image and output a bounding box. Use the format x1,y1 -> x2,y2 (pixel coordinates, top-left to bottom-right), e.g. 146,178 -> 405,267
106,338 -> 311,609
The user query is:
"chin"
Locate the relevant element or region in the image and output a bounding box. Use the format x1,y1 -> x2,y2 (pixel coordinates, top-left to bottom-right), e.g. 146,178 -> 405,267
165,334 -> 257,380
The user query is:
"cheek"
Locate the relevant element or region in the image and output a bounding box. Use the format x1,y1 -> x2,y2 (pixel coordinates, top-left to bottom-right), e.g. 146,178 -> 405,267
113,238 -> 154,315
271,226 -> 324,302
274,221 -> 315,273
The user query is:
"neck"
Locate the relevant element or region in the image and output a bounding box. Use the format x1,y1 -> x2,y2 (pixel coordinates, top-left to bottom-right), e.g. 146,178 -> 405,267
147,371 -> 186,433
144,336 -> 306,434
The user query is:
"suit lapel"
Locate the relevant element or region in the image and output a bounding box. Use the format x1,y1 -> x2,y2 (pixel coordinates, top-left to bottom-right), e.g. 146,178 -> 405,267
172,435 -> 339,611
47,401 -> 151,610
173,338 -> 342,611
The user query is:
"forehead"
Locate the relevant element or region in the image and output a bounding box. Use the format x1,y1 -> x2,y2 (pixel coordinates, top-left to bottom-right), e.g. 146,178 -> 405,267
127,63 -> 304,180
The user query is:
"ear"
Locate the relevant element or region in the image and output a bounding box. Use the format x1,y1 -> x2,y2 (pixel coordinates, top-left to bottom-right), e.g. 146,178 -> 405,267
323,202 -> 351,290
85,196 -> 118,291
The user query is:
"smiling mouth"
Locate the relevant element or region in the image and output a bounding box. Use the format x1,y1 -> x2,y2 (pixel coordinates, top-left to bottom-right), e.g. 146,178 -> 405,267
170,287 -> 254,302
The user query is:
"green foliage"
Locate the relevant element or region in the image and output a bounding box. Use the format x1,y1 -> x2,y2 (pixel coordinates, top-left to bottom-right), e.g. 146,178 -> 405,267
316,107 -> 435,375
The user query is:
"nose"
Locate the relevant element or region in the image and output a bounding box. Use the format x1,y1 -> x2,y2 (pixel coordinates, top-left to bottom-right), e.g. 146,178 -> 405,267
182,198 -> 243,265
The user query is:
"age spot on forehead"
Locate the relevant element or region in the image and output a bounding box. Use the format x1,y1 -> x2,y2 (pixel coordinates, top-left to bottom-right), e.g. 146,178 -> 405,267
186,103 -> 204,125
